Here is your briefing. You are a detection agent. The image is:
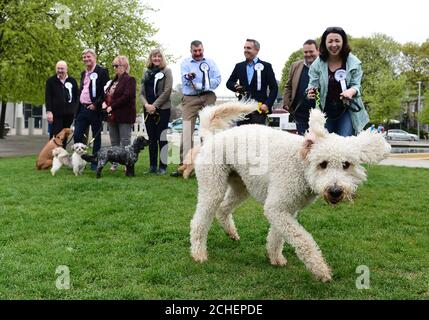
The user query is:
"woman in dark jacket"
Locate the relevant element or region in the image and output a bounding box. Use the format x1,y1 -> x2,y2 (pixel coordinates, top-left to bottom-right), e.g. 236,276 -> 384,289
141,49 -> 173,175
102,55 -> 136,171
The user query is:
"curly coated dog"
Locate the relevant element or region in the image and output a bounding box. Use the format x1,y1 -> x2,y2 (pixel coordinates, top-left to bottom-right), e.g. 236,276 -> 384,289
190,104 -> 391,282
82,136 -> 149,178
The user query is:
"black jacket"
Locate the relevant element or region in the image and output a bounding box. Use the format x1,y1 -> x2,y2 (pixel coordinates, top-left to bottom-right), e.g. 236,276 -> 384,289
79,64 -> 110,111
226,59 -> 278,112
45,75 -> 79,116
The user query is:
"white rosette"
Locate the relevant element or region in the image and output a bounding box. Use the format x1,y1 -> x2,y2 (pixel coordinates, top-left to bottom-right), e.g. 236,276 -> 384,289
64,82 -> 73,103
334,69 -> 348,92
254,63 -> 264,91
89,72 -> 98,97
154,72 -> 165,96
199,62 -> 210,91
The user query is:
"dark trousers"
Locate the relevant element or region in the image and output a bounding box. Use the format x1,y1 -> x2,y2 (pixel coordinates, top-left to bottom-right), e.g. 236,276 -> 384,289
50,114 -> 74,147
237,111 -> 267,126
295,112 -> 310,135
145,108 -> 170,169
74,105 -> 103,156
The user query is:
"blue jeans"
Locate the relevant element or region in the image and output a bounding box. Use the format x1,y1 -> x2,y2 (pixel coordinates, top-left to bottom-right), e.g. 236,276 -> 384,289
325,110 -> 353,137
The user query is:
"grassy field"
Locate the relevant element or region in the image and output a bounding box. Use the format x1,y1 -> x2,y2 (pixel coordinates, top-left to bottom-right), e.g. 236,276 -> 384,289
0,154 -> 428,299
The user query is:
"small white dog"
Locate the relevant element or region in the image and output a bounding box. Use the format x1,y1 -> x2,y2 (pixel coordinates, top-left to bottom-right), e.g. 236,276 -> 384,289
190,104 -> 391,282
71,143 -> 88,176
50,147 -> 72,176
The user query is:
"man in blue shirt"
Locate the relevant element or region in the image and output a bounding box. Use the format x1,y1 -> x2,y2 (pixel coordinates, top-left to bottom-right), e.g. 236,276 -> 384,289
226,39 -> 278,125
171,40 -> 221,177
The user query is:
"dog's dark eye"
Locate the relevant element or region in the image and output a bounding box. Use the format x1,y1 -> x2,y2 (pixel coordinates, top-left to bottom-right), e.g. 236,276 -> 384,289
319,161 -> 328,169
343,161 -> 351,170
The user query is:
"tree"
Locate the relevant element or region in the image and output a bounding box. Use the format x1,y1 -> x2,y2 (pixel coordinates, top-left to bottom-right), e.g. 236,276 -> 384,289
72,0 -> 157,84
0,0 -> 158,137
279,49 -> 302,94
351,35 -> 405,125
418,91 -> 429,124
0,0 -> 78,138
401,39 -> 429,92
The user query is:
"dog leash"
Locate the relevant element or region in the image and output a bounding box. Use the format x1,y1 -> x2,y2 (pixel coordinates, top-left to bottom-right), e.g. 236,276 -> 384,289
85,126 -> 103,147
188,77 -> 206,107
64,133 -> 74,148
144,111 -> 160,125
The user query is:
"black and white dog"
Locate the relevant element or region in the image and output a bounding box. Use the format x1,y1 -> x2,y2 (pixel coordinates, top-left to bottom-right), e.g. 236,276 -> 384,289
82,136 -> 149,178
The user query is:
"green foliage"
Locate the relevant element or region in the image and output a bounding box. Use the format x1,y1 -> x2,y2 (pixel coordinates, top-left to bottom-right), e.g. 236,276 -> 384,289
279,48 -> 302,93
351,35 -> 405,124
418,91 -> 429,124
401,39 -> 429,92
0,156 -> 428,299
0,0 -> 158,105
71,0 -> 157,84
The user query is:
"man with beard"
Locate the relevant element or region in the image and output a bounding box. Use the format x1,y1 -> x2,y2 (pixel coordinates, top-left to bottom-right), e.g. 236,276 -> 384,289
170,40 -> 221,177
283,39 -> 319,135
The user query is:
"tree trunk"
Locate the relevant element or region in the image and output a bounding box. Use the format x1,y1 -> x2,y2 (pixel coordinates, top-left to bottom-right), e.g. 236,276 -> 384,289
0,100 -> 6,139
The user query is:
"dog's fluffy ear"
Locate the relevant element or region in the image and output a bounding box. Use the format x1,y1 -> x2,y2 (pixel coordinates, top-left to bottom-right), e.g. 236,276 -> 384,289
308,108 -> 328,139
300,133 -> 317,159
300,109 -> 328,159
355,129 -> 391,164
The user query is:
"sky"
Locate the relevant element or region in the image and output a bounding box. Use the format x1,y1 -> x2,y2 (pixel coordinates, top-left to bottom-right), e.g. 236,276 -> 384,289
144,0 -> 428,96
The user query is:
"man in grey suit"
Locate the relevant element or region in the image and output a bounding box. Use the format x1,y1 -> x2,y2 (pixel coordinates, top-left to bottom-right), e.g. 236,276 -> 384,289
283,40 -> 319,135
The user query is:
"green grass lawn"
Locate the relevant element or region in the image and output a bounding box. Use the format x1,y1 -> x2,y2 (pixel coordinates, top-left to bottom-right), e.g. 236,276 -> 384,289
0,154 -> 428,299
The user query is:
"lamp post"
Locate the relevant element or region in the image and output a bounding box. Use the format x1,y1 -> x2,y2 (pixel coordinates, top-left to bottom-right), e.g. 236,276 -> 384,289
417,81 -> 422,139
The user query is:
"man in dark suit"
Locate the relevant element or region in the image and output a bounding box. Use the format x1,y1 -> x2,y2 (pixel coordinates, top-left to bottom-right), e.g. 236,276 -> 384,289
226,39 -> 278,125
45,60 -> 78,144
283,39 -> 319,135
73,49 -> 110,170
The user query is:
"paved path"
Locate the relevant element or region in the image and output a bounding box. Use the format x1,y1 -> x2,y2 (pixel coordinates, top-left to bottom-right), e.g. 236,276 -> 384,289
379,153 -> 429,169
1,134 -> 428,168
0,134 -> 113,158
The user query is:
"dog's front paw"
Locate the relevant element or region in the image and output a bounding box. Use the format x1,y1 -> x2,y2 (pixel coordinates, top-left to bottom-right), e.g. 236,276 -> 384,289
269,253 -> 288,266
191,251 -> 208,263
313,266 -> 332,282
228,231 -> 240,241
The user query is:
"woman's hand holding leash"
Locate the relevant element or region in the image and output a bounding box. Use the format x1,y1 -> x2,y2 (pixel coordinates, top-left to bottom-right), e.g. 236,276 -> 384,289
340,88 -> 356,102
307,87 -> 317,100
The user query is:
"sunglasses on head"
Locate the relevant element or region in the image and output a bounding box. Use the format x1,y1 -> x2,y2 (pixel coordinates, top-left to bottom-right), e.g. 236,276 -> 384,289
325,27 -> 344,33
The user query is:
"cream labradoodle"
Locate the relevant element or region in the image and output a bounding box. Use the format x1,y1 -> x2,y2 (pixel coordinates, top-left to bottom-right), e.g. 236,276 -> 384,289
190,104 -> 391,282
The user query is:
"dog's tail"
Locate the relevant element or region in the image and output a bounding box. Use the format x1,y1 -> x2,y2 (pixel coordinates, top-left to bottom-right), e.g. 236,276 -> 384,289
81,154 -> 96,163
198,101 -> 259,139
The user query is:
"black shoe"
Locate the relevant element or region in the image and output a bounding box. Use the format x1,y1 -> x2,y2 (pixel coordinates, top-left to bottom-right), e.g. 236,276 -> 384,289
145,166 -> 157,174
170,171 -> 182,177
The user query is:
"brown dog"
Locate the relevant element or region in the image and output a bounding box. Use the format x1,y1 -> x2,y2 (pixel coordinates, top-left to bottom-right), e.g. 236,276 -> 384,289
36,128 -> 72,170
177,145 -> 200,179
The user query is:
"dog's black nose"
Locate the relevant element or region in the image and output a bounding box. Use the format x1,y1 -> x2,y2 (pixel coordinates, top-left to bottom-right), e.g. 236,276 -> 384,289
328,186 -> 343,199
